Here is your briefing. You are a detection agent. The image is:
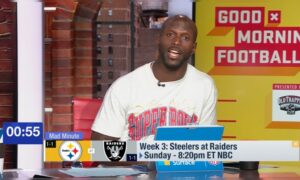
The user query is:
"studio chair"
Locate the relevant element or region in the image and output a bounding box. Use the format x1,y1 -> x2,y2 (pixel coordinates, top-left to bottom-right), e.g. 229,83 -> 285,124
63,97 -> 102,168
73,97 -> 102,140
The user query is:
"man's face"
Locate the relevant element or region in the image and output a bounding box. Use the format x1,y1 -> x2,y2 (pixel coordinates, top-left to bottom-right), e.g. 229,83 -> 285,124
158,19 -> 196,70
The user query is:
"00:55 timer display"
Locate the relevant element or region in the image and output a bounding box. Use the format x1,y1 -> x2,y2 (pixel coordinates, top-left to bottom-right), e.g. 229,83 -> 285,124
3,122 -> 43,144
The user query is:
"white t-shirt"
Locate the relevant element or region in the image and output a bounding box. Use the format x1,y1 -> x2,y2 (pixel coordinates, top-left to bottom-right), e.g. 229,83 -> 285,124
91,62 -> 217,141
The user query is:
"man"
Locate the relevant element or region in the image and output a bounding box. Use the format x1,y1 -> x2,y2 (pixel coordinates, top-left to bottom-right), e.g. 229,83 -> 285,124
91,15 -> 217,141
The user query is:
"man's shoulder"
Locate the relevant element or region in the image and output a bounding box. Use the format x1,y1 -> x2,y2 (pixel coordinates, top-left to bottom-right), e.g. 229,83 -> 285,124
119,63 -> 150,80
186,65 -> 216,95
129,62 -> 151,76
111,62 -> 151,88
187,64 -> 214,83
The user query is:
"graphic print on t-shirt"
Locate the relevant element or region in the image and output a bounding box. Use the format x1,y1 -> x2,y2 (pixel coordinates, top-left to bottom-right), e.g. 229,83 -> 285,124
128,106 -> 198,140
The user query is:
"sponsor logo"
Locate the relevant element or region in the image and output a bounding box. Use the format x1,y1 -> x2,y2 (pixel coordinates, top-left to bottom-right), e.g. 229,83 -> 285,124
278,95 -> 300,115
59,141 -> 82,161
208,161 -> 221,166
104,141 -> 126,161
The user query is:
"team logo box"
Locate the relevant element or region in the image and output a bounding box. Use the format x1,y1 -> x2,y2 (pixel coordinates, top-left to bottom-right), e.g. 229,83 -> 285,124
104,141 -> 126,161
59,141 -> 82,161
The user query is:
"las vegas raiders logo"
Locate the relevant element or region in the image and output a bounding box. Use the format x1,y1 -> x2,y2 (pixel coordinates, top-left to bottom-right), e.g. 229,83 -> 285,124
104,141 -> 126,161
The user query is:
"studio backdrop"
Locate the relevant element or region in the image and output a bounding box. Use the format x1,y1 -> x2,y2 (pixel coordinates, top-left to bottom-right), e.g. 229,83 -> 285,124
195,0 -> 300,142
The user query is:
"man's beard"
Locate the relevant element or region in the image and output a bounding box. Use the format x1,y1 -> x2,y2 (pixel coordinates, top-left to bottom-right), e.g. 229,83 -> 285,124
159,50 -> 188,71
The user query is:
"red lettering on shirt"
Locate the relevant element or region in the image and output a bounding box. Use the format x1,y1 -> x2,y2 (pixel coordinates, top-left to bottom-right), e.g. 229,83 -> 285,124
127,107 -> 198,140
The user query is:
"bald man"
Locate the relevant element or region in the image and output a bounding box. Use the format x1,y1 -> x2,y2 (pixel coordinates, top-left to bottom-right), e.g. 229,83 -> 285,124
91,15 -> 217,141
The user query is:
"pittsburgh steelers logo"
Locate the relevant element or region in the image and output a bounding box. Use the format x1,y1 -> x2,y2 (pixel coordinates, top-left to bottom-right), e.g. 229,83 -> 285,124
59,141 -> 82,161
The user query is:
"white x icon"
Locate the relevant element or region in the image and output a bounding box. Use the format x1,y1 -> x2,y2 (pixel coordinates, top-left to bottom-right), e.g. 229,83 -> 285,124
270,13 -> 279,21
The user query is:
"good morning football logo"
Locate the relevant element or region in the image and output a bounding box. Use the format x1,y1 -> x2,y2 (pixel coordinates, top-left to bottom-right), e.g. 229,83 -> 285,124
278,95 -> 300,115
208,7 -> 300,75
59,141 -> 82,161
104,141 -> 126,161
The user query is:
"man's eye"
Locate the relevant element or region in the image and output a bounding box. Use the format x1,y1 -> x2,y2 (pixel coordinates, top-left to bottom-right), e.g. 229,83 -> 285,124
182,36 -> 190,41
166,33 -> 173,37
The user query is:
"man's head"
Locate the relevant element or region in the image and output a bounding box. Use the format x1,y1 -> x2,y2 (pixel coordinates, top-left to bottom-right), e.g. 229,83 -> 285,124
158,15 -> 197,70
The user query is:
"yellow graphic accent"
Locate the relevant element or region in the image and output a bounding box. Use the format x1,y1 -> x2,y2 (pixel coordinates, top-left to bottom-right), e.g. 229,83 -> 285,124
164,161 -> 170,166
292,141 -> 299,148
195,0 -> 300,167
207,27 -> 233,36
44,141 -> 92,162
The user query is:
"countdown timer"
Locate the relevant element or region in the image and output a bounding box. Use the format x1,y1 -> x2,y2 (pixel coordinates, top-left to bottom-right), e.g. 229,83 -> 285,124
3,122 -> 43,144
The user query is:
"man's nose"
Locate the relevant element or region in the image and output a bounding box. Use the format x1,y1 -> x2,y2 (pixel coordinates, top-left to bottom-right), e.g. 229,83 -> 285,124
171,36 -> 181,45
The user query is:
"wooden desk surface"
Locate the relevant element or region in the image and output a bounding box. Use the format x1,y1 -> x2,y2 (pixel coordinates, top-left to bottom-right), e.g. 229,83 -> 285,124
2,164 -> 300,179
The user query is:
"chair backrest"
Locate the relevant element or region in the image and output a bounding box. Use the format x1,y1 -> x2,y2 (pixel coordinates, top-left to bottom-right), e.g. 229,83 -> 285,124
73,98 -> 102,140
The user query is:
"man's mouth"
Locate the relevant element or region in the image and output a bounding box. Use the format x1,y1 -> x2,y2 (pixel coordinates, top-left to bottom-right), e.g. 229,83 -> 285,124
168,48 -> 182,59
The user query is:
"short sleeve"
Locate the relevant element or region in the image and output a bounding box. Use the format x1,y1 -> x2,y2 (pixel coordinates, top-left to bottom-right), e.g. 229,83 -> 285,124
199,78 -> 217,125
91,85 -> 127,138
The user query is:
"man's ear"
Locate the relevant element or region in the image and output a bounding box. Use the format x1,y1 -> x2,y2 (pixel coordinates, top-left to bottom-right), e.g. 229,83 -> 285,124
156,35 -> 161,45
192,42 -> 197,54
